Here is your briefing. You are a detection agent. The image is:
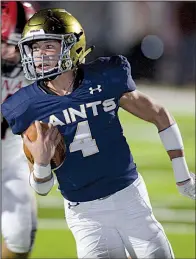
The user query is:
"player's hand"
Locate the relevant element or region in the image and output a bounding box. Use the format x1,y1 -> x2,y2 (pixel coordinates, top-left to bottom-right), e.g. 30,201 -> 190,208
23,121 -> 62,166
177,172 -> 195,200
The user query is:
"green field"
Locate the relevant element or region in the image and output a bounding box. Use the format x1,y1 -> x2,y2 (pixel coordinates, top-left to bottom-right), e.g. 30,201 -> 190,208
31,108 -> 195,259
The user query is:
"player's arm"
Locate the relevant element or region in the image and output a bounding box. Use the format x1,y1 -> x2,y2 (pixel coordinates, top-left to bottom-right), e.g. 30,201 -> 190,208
24,121 -> 61,196
120,90 -> 195,200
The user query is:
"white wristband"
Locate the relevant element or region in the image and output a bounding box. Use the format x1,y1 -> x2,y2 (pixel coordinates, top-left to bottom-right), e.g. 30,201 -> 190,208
159,124 -> 190,183
29,172 -> 54,195
159,124 -> 183,151
172,157 -> 191,183
33,163 -> 51,179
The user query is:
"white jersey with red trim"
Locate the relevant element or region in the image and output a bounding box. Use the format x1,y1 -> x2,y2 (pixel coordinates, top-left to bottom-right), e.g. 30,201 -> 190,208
1,64 -> 30,139
1,63 -> 30,171
2,64 -> 29,103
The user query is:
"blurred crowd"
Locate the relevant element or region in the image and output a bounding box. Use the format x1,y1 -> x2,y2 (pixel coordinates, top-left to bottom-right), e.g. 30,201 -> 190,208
14,1 -> 196,87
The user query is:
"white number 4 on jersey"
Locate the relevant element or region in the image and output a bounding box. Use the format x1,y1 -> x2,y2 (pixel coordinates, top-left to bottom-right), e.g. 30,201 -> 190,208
69,121 -> 99,157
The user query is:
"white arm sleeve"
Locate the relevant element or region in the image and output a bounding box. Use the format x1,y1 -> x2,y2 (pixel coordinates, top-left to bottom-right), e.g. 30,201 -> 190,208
29,172 -> 54,196
29,163 -> 54,196
159,123 -> 190,182
159,123 -> 183,151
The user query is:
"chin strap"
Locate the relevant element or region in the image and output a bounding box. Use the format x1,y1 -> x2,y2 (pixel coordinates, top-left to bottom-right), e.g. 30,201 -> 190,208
78,45 -> 95,64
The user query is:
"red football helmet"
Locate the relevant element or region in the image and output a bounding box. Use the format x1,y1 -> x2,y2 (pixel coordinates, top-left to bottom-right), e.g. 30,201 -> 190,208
1,1 -> 37,45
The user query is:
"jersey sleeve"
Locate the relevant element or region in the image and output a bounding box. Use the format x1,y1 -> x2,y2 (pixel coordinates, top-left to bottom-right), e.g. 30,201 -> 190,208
110,55 -> 136,96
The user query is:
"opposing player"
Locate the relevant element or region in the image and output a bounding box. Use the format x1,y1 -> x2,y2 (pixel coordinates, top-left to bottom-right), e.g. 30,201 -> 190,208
2,8 -> 195,259
1,2 -> 37,258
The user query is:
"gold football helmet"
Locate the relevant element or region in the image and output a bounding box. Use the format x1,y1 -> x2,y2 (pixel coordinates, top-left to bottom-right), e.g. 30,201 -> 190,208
18,8 -> 93,81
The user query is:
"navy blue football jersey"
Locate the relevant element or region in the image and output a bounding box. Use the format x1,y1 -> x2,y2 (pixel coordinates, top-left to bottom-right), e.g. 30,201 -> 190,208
2,55 -> 138,202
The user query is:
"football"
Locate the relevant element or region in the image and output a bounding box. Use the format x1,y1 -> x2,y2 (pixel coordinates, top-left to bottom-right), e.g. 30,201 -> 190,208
23,122 -> 66,170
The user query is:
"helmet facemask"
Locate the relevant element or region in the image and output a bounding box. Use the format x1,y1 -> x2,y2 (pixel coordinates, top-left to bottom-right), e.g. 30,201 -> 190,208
18,32 -> 79,81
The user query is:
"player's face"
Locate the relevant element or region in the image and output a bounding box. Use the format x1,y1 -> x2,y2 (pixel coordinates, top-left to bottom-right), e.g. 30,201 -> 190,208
1,42 -> 20,64
31,40 -> 61,73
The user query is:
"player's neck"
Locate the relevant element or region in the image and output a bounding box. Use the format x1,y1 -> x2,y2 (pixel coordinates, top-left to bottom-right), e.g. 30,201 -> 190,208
46,70 -> 76,96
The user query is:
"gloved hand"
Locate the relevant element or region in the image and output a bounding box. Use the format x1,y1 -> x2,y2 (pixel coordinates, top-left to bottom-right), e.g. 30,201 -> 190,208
177,172 -> 195,200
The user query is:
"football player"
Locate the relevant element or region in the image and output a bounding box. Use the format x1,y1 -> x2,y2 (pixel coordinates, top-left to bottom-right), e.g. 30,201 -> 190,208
2,8 -> 195,259
1,2 -> 37,258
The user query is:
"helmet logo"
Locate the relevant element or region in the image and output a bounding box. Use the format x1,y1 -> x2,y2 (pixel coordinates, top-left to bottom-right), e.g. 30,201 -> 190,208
62,60 -> 72,70
64,34 -> 76,45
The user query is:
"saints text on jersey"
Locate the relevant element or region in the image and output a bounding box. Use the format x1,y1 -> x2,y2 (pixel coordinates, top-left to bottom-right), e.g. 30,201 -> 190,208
48,98 -> 116,126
